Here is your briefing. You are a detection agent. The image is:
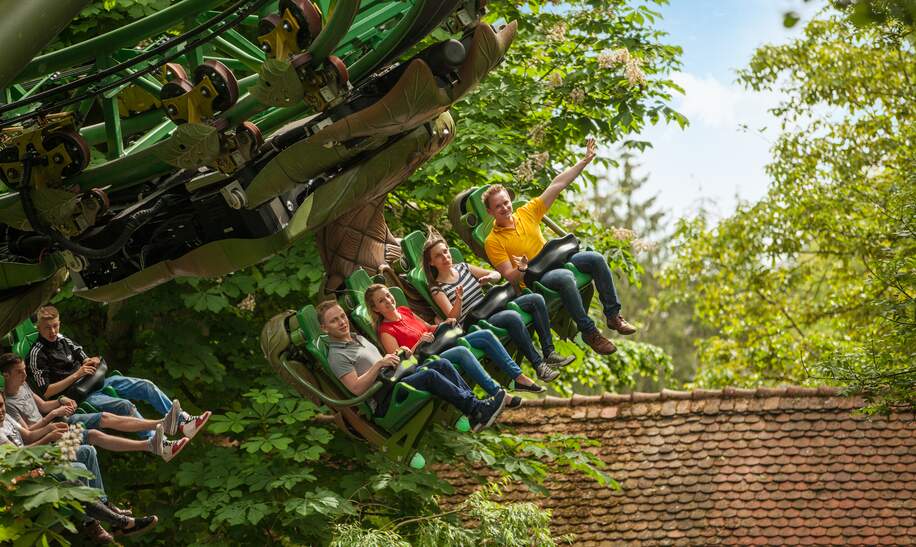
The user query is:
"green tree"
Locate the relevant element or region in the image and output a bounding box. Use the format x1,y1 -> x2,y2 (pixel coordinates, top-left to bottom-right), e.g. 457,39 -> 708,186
579,149 -> 705,389
660,8 -> 915,413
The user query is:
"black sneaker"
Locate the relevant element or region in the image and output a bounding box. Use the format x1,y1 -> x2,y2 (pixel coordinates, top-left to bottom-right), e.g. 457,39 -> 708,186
512,381 -> 546,393
545,351 -> 576,368
505,396 -> 523,409
535,362 -> 560,382
472,390 -> 507,432
113,515 -> 158,537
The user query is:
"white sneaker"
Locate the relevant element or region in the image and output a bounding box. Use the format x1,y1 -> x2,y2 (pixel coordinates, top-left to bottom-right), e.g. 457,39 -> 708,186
179,411 -> 212,440
161,400 -> 182,436
159,437 -> 189,463
150,424 -> 188,462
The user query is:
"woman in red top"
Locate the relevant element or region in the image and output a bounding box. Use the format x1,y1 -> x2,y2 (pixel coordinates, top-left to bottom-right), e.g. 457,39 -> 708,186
365,284 -> 544,394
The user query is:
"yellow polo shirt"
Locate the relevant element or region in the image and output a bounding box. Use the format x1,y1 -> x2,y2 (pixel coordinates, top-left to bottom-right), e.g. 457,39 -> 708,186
484,197 -> 548,270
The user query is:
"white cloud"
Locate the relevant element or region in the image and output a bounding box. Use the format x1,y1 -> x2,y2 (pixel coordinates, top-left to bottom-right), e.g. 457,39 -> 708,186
671,71 -> 780,132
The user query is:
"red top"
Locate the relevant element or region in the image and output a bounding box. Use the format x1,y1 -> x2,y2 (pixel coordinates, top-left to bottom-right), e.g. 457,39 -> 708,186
379,307 -> 433,348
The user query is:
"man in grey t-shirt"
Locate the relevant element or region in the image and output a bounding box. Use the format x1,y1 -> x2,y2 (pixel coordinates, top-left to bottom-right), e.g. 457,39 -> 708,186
317,301 -> 507,431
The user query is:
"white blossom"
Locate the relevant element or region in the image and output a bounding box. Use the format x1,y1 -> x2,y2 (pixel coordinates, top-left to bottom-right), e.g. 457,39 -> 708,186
546,21 -> 567,42
238,293 -> 256,312
527,122 -> 548,145
624,57 -> 647,86
631,238 -> 658,253
569,87 -> 585,105
546,72 -> 564,89
532,151 -> 550,169
57,423 -> 85,461
612,227 -> 637,242
514,160 -> 534,183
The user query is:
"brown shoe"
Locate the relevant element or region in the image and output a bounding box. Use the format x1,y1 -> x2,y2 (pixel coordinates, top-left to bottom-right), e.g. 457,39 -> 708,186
583,330 -> 617,355
608,315 -> 637,335
83,519 -> 114,544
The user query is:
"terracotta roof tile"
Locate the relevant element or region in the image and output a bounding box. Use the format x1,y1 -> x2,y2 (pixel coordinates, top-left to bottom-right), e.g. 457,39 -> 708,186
437,386 -> 916,545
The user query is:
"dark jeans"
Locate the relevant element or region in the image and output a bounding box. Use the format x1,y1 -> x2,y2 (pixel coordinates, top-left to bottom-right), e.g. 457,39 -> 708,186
488,292 -> 554,365
402,358 -> 480,417
539,250 -> 621,334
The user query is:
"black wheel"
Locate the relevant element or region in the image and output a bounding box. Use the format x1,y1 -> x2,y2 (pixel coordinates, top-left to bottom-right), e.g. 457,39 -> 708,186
280,0 -> 322,49
193,60 -> 239,112
159,78 -> 195,123
257,13 -> 282,55
42,131 -> 91,178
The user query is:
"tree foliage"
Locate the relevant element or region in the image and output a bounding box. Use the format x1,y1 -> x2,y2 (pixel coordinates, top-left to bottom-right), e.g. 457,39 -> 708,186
660,8 -> 915,413
0,445 -> 101,547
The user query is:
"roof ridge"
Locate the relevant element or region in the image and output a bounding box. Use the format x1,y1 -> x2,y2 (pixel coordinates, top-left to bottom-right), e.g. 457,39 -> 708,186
524,386 -> 845,408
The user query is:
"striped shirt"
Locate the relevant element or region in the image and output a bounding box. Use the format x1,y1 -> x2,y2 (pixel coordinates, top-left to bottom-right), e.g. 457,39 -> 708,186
430,262 -> 485,322
27,334 -> 90,398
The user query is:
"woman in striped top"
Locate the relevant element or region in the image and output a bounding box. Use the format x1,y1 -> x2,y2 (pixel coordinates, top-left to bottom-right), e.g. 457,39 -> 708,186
422,231 -> 575,383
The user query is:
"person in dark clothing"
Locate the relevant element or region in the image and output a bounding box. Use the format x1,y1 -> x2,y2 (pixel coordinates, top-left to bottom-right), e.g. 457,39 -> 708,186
27,305 -> 211,441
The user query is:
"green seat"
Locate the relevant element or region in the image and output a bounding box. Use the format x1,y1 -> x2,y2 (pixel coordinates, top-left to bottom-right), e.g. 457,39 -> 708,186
11,319 -> 39,360
293,304 -> 433,435
343,269 -> 382,344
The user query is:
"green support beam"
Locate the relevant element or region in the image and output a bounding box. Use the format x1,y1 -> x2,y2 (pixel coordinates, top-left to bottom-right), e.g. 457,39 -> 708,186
14,0 -> 226,83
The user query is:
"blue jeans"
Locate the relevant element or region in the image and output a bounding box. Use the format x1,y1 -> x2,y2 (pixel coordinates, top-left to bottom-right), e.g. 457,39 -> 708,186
84,375 -> 175,440
488,292 -> 554,366
402,358 -> 481,417
73,444 -> 107,503
539,250 -> 621,334
444,330 -> 522,396
440,346 -> 502,396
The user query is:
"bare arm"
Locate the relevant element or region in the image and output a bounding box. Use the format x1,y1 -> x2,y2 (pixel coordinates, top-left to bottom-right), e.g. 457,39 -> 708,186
493,260 -> 525,285
338,354 -> 398,395
538,138 -> 597,209
28,396 -> 71,430
33,393 -> 61,415
19,420 -> 67,447
432,291 -> 462,319
42,364 -> 94,398
467,264 -> 500,284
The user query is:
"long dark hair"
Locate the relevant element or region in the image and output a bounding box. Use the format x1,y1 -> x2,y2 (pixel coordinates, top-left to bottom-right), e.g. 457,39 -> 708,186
421,227 -> 448,289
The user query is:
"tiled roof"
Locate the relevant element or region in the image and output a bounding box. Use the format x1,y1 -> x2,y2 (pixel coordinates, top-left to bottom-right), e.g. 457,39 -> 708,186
437,387 -> 916,545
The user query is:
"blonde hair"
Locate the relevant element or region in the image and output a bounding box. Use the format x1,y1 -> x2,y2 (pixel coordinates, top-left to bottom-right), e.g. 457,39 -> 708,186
364,284 -> 389,332
482,184 -> 509,209
421,227 -> 448,289
37,306 -> 59,322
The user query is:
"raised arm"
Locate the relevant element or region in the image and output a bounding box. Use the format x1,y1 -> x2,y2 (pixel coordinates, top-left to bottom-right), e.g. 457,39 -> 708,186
538,138 -> 597,209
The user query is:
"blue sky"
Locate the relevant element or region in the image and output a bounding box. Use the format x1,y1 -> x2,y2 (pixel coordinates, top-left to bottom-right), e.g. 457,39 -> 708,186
608,0 -> 826,222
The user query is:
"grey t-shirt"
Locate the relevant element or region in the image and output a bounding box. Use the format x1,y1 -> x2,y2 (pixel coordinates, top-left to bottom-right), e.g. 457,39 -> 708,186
327,334 -> 384,411
328,334 -> 383,380
0,414 -> 24,447
5,384 -> 43,426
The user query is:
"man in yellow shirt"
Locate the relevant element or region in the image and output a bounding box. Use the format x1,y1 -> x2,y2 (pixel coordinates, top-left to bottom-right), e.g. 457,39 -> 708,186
483,139 -> 636,355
